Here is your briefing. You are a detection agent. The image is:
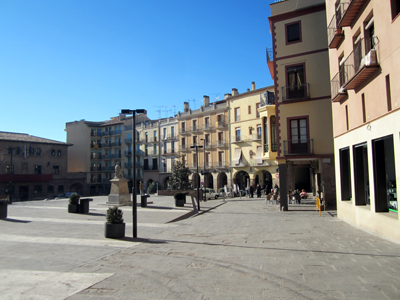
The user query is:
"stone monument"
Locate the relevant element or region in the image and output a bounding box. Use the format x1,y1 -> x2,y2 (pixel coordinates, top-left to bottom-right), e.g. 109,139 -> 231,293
107,162 -> 131,205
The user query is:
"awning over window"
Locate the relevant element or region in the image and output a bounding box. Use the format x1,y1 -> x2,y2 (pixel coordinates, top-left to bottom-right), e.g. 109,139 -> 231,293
232,148 -> 242,165
255,147 -> 263,165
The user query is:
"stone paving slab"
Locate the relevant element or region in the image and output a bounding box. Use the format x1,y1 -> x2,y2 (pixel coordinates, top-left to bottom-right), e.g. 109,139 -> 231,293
2,196 -> 400,299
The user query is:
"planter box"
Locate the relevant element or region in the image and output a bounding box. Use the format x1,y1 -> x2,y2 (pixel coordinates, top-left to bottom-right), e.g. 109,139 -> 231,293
0,201 -> 11,219
105,222 -> 125,239
175,198 -> 185,207
68,204 -> 80,213
79,198 -> 93,214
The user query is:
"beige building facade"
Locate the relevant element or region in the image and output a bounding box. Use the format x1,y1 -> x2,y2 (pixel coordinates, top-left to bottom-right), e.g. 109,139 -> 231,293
228,83 -> 278,194
0,132 -> 85,200
269,0 -> 336,210
326,0 -> 400,241
176,97 -> 230,191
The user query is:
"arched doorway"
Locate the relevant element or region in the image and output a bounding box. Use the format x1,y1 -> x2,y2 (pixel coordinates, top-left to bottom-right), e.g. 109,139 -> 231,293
205,173 -> 213,189
217,172 -> 227,190
235,171 -> 249,191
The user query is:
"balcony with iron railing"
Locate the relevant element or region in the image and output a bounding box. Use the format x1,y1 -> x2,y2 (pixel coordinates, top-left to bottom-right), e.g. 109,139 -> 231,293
111,142 -> 122,147
189,163 -> 198,170
148,137 -> 158,143
162,149 -> 176,156
203,124 -> 214,131
167,134 -> 178,141
216,121 -> 227,129
214,161 -> 228,169
124,151 -> 132,156
281,83 -> 310,102
90,166 -> 102,172
252,133 -> 262,141
103,154 -> 112,160
111,154 -> 122,159
90,153 -> 102,160
110,130 -> 122,136
90,143 -> 102,149
202,162 -> 213,169
337,0 -> 367,28
190,143 -> 201,149
340,37 -> 379,90
330,71 -> 348,102
250,159 -> 268,166
232,135 -> 249,143
102,166 -> 114,172
160,166 -> 172,173
103,143 -> 112,149
191,125 -> 201,133
283,139 -> 314,156
204,141 -> 213,149
180,145 -> 189,152
327,10 -> 345,49
179,128 -> 190,135
215,140 -> 227,148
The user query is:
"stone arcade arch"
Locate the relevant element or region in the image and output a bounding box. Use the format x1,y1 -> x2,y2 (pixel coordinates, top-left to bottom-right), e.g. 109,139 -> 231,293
234,171 -> 250,191
217,172 -> 227,190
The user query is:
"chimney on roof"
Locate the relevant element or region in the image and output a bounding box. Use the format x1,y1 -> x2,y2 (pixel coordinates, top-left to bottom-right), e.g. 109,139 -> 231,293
251,81 -> 256,91
184,102 -> 189,112
224,93 -> 231,99
203,95 -> 209,107
232,88 -> 239,96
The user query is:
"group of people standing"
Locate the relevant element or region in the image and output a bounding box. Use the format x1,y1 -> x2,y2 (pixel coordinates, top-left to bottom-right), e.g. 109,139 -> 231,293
247,183 -> 280,198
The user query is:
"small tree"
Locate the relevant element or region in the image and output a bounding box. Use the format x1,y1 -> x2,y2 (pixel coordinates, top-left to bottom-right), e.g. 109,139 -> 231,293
168,156 -> 191,190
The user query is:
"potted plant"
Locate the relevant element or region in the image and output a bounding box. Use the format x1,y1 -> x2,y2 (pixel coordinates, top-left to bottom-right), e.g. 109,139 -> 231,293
174,192 -> 186,207
68,194 -> 80,213
105,206 -> 125,238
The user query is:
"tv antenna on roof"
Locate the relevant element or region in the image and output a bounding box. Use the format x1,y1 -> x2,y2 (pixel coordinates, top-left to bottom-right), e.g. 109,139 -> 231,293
208,93 -> 220,101
154,106 -> 163,119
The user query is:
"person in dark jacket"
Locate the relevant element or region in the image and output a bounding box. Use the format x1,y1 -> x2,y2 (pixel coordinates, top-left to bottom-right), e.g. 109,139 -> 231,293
249,185 -> 254,198
256,184 -> 261,198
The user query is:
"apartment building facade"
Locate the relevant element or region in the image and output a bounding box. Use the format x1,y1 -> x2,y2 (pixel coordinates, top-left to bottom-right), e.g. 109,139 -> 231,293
268,0 -> 336,210
326,0 -> 400,241
229,83 -> 278,193
66,113 -> 149,195
0,132 -> 85,200
140,117 -> 178,190
176,96 -> 230,190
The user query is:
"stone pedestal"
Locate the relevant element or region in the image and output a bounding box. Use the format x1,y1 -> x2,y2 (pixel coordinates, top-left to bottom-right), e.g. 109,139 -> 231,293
107,178 -> 131,205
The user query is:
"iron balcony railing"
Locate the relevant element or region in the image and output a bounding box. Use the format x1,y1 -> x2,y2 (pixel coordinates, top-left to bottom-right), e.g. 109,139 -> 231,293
111,154 -> 122,159
111,142 -> 122,147
216,121 -> 226,128
90,143 -> 102,149
341,37 -> 379,89
204,141 -> 213,149
203,162 -> 213,169
252,133 -> 262,141
191,126 -> 201,133
281,83 -> 310,102
259,90 -> 275,107
189,163 -> 198,169
90,166 -> 102,172
330,71 -> 347,101
283,139 -> 314,155
180,145 -> 189,151
214,161 -> 227,168
160,166 -> 172,173
232,135 -> 250,143
215,140 -> 227,148
266,47 -> 273,62
203,124 -> 214,131
103,143 -> 112,148
110,130 -> 122,135
90,153 -> 102,160
180,128 -> 190,135
327,10 -> 345,48
124,151 -> 132,156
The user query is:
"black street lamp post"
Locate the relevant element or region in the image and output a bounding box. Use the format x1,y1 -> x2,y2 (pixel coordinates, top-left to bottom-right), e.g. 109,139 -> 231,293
121,109 -> 146,238
190,144 -> 203,211
200,138 -> 206,201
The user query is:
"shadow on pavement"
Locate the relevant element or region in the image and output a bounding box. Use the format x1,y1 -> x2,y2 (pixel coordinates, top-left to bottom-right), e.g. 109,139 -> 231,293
1,218 -> 32,223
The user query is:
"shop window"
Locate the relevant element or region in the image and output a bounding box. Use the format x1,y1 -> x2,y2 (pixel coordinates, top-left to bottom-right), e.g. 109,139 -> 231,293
373,135 -> 397,212
353,143 -> 369,206
34,185 -> 42,194
340,147 -> 352,201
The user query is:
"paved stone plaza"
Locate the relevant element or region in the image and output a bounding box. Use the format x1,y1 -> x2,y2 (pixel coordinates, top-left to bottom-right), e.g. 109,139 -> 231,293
1,195 -> 400,299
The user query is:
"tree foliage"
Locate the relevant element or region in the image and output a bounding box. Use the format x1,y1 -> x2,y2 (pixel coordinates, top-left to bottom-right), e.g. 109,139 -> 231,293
168,156 -> 191,190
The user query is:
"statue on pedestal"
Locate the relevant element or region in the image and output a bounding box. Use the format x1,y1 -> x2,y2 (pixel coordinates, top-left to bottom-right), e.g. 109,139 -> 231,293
114,162 -> 123,179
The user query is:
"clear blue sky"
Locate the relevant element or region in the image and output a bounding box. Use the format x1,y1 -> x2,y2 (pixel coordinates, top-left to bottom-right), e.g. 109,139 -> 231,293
1,0 -> 275,142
